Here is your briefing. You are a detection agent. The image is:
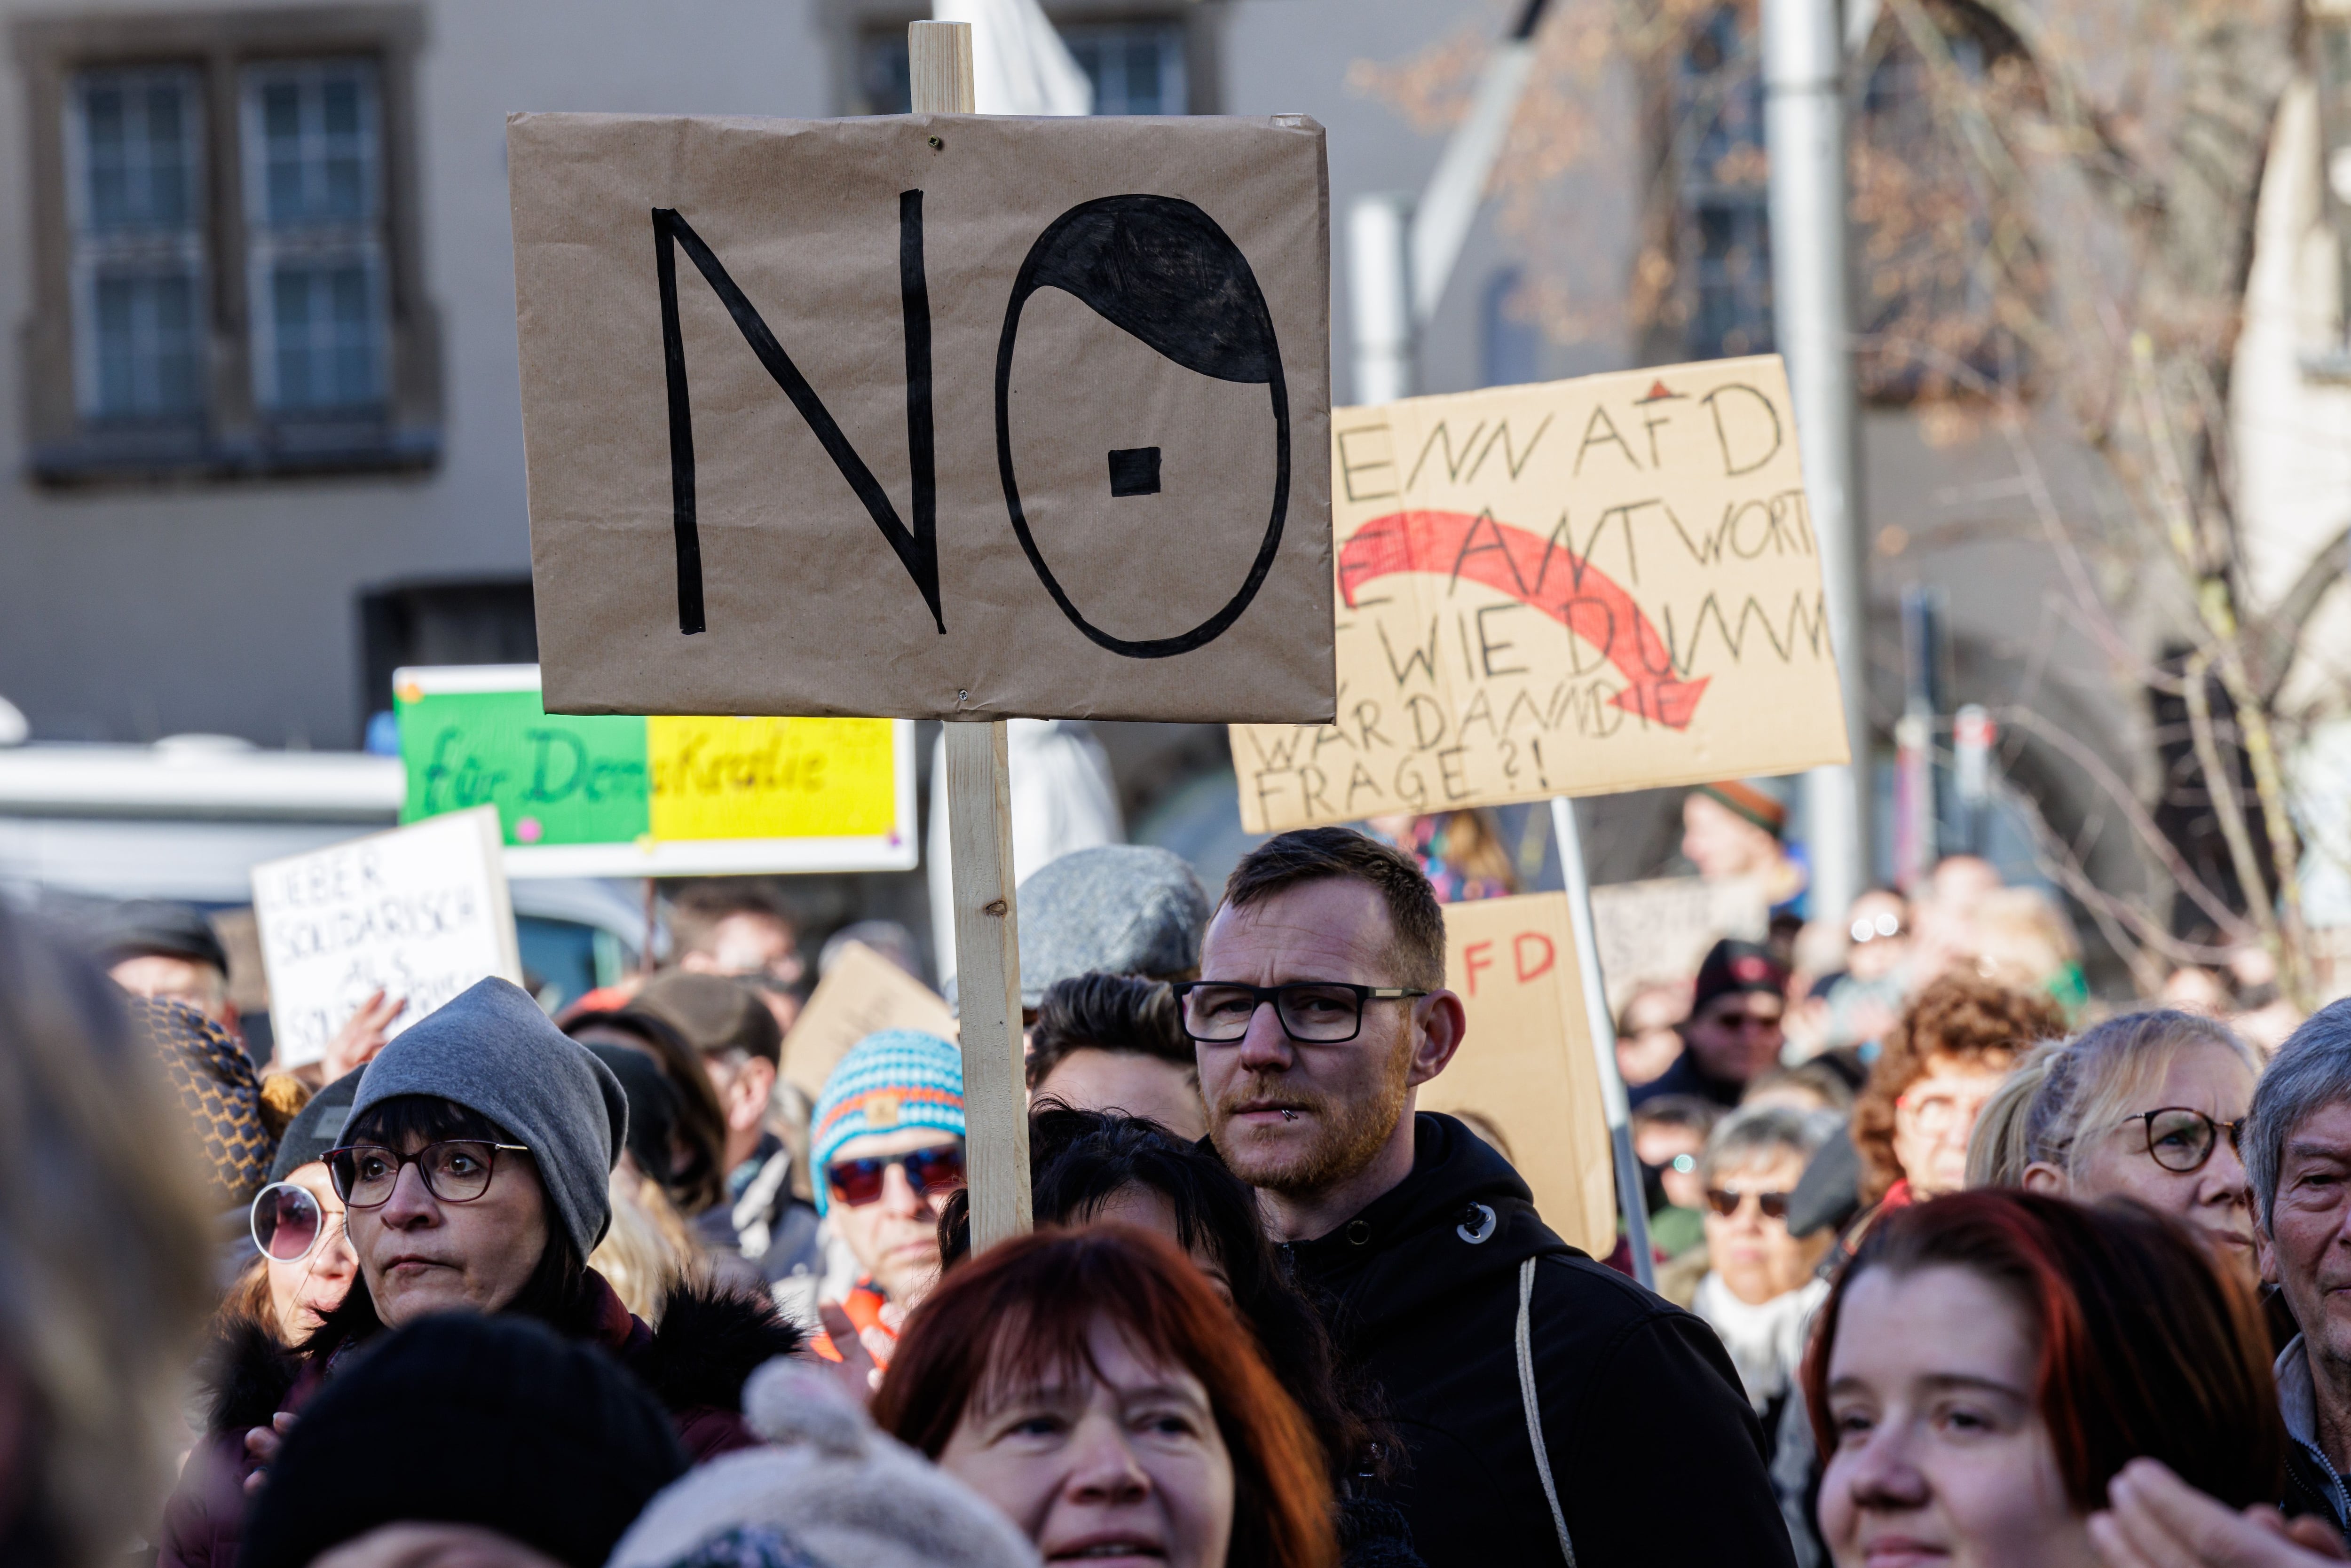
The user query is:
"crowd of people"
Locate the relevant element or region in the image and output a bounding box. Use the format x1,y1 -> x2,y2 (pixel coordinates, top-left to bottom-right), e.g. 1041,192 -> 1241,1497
6,785 -> 2351,1568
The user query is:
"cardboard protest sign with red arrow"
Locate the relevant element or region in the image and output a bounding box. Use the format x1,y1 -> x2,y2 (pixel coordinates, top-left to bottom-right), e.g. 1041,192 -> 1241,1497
1231,356 -> 1849,833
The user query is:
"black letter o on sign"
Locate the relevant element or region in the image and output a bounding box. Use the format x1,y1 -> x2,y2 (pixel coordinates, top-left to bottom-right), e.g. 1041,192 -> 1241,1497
994,194 -> 1290,660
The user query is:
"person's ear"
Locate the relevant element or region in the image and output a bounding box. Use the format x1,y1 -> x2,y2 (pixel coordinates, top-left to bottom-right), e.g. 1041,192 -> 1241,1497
2020,1161 -> 2067,1197
2257,1220 -> 2280,1287
1407,991 -> 1467,1087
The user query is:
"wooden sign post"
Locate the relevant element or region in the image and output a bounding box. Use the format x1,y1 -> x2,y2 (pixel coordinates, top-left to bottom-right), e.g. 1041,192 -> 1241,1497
506,24 -> 1335,1253
919,19 -> 1029,1253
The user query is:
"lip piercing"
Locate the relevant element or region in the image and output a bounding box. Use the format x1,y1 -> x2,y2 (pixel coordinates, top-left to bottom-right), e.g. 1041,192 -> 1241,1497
1281,1109 -> 1298,1122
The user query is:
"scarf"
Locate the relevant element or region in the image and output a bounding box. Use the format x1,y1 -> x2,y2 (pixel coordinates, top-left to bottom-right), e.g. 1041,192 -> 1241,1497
1693,1272 -> 1830,1412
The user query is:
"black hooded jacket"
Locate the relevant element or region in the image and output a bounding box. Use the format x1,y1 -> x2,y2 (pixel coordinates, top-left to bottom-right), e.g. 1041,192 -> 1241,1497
1284,1114 -> 1796,1568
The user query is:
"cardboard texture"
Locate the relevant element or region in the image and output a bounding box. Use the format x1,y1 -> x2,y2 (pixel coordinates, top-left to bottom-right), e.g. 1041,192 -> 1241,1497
779,940 -> 959,1103
508,111 -> 1334,725
250,807 -> 524,1069
1588,874 -> 1768,1012
394,665 -> 918,876
1231,357 -> 1850,832
1426,891 -> 1616,1258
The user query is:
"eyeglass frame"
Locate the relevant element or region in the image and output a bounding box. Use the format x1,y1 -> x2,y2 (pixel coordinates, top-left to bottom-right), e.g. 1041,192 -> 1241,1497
248,1178 -> 345,1263
1168,980 -> 1432,1044
2124,1107 -> 2247,1174
324,1140 -> 533,1209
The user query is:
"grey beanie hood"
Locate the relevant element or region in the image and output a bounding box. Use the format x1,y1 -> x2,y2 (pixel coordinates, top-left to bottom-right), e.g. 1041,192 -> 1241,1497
347,977 -> 627,1256
1014,845 -> 1209,1010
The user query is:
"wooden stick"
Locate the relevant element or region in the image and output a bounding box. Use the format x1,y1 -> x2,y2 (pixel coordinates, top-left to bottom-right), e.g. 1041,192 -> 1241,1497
1550,796 -> 1654,1290
914,23 -> 1026,1249
944,721 -> 1032,1250
909,20 -> 976,115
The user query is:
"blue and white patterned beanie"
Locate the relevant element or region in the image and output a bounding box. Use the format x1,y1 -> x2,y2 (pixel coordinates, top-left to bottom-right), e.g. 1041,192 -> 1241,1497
810,1030 -> 964,1214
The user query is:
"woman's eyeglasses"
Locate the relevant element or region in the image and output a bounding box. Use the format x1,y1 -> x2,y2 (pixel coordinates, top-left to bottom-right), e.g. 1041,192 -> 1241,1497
249,1181 -> 342,1263
826,1143 -> 966,1208
324,1141 -> 531,1209
2129,1108 -> 2246,1174
1703,1188 -> 1792,1220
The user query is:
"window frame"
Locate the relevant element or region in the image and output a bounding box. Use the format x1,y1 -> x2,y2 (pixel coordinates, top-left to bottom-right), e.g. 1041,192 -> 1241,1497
833,0 -> 1218,117
14,5 -> 437,486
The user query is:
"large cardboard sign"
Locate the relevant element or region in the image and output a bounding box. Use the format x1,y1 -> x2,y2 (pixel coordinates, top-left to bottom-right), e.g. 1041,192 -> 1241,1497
779,940 -> 958,1104
1426,892 -> 1615,1258
1231,358 -> 1848,832
394,666 -> 917,876
251,807 -> 524,1069
509,112 -> 1335,725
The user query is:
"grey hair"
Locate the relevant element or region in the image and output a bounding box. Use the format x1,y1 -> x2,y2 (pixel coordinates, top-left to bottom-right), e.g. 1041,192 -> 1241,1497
1699,1103 -> 1843,1186
2249,999 -> 2351,1230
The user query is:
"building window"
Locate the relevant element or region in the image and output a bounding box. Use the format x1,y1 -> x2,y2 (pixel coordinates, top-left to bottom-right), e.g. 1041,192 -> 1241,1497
1672,5 -> 1773,360
18,8 -> 437,484
857,17 -> 1189,115
1064,22 -> 1185,115
66,67 -> 208,423
242,59 -> 387,415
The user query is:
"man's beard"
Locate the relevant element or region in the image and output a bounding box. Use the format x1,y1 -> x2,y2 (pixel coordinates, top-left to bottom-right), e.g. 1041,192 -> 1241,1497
1210,1030 -> 1413,1197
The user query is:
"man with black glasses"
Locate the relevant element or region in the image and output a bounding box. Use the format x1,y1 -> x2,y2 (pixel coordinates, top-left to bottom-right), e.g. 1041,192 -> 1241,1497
1183,828 -> 1792,1568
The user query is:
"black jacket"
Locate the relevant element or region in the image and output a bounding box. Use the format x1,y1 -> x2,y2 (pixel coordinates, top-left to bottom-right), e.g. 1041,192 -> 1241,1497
1285,1114 -> 1797,1568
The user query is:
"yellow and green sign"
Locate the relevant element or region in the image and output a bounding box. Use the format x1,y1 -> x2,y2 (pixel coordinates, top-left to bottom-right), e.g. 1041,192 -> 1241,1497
394,666 -> 915,875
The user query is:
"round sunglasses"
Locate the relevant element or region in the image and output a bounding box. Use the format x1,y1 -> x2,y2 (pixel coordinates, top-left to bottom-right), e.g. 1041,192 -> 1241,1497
248,1180 -> 342,1264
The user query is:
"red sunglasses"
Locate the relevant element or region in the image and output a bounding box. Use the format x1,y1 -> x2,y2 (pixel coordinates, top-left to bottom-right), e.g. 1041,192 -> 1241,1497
826,1142 -> 965,1208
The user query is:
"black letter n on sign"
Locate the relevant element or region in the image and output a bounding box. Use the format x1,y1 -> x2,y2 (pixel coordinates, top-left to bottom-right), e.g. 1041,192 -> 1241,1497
651,201 -> 942,637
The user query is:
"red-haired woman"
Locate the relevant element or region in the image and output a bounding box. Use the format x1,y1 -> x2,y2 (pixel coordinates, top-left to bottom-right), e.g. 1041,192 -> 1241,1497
874,1224 -> 1338,1568
1807,1190 -> 2284,1568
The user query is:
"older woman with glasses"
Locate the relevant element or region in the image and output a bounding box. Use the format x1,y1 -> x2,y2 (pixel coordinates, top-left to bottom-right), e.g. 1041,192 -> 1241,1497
1967,1009 -> 2262,1284
161,977 -> 801,1568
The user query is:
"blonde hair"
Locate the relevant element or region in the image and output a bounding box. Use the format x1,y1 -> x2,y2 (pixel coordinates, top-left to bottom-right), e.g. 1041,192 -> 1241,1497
591,1160 -> 705,1323
1967,1009 -> 2260,1189
0,907 -> 215,1568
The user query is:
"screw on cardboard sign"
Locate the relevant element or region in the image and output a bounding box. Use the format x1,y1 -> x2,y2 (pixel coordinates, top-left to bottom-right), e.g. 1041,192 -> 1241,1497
1231,357 -> 1850,833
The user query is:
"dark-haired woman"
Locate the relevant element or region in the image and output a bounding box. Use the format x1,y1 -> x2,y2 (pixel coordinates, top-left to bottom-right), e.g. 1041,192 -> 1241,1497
1807,1189 -> 2285,1568
158,977 -> 801,1568
877,1225 -> 1338,1568
944,1107 -> 1420,1567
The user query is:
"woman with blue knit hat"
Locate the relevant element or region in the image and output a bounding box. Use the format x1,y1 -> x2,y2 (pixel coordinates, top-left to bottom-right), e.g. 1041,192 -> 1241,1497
162,978 -> 803,1568
812,1029 -> 967,1368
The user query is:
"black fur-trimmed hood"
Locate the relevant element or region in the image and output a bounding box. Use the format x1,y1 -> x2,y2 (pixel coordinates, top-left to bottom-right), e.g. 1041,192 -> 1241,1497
197,1312 -> 308,1436
623,1279 -> 805,1414
197,1276 -> 803,1435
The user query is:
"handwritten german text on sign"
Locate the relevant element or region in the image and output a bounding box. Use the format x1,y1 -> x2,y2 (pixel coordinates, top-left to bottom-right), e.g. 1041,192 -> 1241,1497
1425,892 -> 1615,1257
251,807 -> 524,1069
509,112 -> 1334,725
1231,358 -> 1848,832
395,666 -> 916,877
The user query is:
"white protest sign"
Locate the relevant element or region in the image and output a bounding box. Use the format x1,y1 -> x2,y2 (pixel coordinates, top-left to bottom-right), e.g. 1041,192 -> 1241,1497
252,805 -> 524,1068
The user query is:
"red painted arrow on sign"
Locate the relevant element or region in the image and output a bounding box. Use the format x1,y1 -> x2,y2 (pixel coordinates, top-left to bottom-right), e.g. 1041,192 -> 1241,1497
1337,509 -> 1710,730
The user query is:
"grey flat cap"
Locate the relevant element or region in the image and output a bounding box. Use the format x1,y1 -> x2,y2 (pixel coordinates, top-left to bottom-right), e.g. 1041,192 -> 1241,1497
1014,845 -> 1209,1011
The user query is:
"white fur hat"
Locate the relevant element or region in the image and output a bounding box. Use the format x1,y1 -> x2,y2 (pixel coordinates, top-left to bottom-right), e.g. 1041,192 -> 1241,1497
604,1357 -> 1041,1568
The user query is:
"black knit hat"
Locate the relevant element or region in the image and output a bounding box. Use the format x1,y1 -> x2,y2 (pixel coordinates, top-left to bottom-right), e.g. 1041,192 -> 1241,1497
93,899 -> 229,972
584,1041 -> 680,1182
267,1066 -> 365,1184
1690,938 -> 1790,1017
241,1314 -> 688,1568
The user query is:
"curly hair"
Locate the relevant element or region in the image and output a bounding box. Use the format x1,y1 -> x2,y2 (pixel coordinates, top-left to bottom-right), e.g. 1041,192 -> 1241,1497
1854,972 -> 2065,1205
